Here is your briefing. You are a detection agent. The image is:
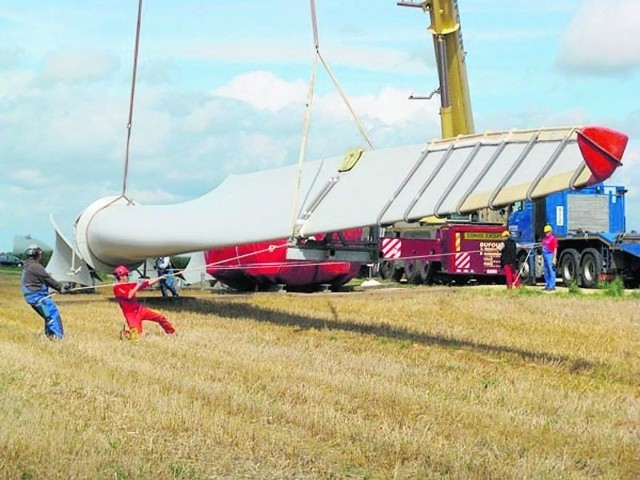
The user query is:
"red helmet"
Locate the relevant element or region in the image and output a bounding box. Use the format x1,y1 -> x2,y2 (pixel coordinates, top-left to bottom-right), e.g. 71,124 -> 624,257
114,265 -> 130,277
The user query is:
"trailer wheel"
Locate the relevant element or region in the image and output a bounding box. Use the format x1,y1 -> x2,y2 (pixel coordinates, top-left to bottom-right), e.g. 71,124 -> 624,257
378,260 -> 394,280
580,248 -> 603,288
560,249 -> 581,287
405,260 -> 422,284
218,277 -> 257,292
419,260 -> 435,285
391,263 -> 404,282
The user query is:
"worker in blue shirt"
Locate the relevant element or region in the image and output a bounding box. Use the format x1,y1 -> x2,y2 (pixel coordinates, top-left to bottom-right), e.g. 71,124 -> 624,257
541,225 -> 558,291
155,256 -> 179,298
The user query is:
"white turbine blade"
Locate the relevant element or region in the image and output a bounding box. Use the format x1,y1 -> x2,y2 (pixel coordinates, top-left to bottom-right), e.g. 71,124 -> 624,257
47,214 -> 95,286
74,126 -> 627,271
300,127 -> 591,234
182,251 -> 214,285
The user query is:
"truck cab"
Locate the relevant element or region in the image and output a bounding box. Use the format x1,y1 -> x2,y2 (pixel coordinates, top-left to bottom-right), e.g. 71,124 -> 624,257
507,184 -> 640,287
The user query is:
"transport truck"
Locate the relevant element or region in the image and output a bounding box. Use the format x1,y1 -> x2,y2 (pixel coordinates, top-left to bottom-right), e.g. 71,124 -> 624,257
508,183 -> 640,287
379,222 -> 507,285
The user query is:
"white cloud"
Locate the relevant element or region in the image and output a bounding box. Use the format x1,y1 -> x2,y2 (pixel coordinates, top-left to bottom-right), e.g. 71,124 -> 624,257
352,86 -> 439,126
10,168 -> 49,186
0,47 -> 20,69
212,71 -> 307,113
182,42 -> 310,67
557,0 -> 640,72
182,41 -> 431,77
0,69 -> 35,96
42,51 -> 120,84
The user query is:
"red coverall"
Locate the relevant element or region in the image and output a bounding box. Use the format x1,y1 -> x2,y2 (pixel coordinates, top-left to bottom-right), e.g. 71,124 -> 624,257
113,280 -> 175,335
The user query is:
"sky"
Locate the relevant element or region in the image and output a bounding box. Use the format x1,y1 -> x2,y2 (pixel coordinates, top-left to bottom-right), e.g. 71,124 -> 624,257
1,0 -> 639,253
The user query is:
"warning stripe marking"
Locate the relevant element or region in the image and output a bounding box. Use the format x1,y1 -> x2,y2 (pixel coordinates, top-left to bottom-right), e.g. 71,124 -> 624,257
381,238 -> 402,259
454,252 -> 470,270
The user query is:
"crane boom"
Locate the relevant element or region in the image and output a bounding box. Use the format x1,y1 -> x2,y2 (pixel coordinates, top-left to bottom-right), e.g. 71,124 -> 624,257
399,0 -> 474,138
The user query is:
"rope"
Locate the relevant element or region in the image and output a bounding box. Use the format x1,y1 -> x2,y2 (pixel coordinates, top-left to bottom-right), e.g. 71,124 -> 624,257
309,1 -> 373,149
383,242 -> 540,263
514,243 -> 538,285
316,51 -> 373,150
39,242 -> 290,300
43,241 -> 543,301
290,53 -> 318,237
121,0 -> 144,197
289,0 -> 375,239
310,0 -> 319,48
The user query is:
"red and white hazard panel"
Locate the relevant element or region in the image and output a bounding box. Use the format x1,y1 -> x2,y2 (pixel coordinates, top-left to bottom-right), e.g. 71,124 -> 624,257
454,252 -> 471,271
381,238 -> 402,259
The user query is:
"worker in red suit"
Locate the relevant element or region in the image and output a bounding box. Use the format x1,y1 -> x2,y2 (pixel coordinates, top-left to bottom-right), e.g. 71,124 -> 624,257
112,265 -> 176,339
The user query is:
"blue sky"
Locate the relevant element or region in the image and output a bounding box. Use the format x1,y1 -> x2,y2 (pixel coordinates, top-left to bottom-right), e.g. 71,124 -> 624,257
1,0 -> 639,252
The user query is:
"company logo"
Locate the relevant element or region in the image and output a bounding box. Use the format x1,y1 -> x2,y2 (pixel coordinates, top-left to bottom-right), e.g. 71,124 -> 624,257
464,232 -> 503,241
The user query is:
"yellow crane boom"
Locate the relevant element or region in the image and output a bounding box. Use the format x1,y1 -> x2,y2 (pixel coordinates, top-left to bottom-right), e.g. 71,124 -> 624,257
399,0 -> 474,138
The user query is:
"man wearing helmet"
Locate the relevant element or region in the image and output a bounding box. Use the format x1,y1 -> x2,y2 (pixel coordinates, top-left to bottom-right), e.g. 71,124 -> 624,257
20,244 -> 69,339
541,224 -> 558,291
112,265 -> 176,339
499,230 -> 520,289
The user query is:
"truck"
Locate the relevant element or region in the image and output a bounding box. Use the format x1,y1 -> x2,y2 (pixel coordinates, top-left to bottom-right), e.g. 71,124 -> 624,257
508,183 -> 640,287
379,222 -> 507,285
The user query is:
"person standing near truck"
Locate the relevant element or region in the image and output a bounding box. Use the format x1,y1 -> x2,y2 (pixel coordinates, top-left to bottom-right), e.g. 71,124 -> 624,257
499,230 -> 521,289
541,224 -> 558,291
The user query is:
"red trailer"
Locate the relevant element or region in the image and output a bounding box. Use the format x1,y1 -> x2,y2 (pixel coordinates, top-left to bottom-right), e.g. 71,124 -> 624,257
205,228 -> 364,292
379,224 -> 506,285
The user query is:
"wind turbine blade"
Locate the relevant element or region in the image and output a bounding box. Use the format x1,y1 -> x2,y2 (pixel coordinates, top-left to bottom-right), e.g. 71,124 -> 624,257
74,126 -> 627,271
47,214 -> 96,286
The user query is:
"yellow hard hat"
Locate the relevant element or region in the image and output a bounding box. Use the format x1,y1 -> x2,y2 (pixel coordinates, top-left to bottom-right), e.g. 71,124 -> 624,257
501,230 -> 510,237
543,225 -> 552,233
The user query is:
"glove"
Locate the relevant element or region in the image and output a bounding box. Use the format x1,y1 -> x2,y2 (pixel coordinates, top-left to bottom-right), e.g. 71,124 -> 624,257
61,283 -> 72,294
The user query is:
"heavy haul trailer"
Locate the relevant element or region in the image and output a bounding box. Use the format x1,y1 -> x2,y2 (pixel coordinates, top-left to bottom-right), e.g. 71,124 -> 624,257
205,229 -> 364,292
379,223 -> 506,285
508,184 -> 640,287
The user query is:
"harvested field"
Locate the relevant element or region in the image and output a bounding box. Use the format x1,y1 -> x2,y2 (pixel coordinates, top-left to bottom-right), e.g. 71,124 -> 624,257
1,270 -> 639,479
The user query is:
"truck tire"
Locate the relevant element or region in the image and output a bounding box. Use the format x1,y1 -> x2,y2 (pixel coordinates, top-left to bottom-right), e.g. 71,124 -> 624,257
580,248 -> 603,288
378,260 -> 394,280
219,277 -> 257,292
405,260 -> 422,284
560,249 -> 581,287
391,264 -> 404,283
419,260 -> 435,285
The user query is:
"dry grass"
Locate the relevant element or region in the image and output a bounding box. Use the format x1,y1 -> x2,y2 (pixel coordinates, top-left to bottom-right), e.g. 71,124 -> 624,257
0,270 -> 638,479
